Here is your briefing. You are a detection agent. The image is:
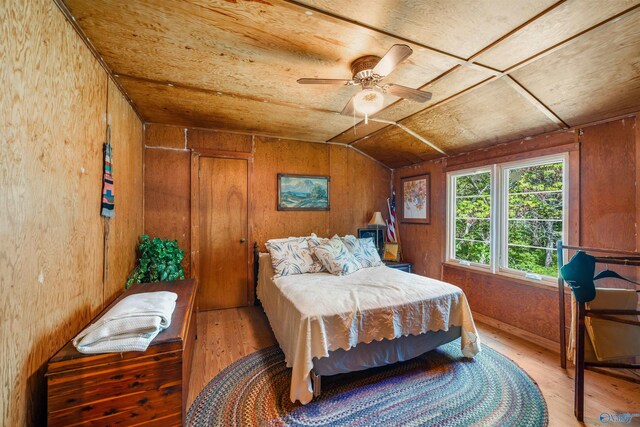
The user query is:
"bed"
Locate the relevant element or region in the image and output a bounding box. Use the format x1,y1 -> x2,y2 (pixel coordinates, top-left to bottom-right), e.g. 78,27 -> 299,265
256,251 -> 481,404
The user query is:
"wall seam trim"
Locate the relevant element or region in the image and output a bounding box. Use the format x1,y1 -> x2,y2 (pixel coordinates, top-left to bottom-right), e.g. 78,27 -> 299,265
144,144 -> 189,152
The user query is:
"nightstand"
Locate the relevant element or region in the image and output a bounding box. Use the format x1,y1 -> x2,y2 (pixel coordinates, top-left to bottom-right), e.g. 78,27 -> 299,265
384,261 -> 413,273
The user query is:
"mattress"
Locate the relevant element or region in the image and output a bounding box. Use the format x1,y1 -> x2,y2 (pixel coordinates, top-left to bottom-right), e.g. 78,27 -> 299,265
257,253 -> 480,404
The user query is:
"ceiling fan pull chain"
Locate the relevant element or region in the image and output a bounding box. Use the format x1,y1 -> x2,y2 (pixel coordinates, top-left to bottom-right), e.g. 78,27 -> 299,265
353,109 -> 356,134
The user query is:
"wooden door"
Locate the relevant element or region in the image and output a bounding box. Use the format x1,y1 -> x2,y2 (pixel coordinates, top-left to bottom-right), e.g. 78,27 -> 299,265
198,157 -> 248,310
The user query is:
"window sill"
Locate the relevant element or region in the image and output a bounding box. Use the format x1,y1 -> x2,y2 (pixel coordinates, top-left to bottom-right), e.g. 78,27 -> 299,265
442,261 -> 569,292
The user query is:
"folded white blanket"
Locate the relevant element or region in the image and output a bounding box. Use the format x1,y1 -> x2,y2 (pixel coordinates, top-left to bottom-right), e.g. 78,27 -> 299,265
73,291 -> 177,354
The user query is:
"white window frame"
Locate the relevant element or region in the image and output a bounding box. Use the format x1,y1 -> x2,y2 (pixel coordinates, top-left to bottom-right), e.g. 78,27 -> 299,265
497,153 -> 569,281
446,166 -> 494,270
446,153 -> 569,284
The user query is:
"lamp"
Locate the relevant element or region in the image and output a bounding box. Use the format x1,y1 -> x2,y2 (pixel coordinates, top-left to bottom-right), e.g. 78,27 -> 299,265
368,211 -> 386,252
353,88 -> 384,124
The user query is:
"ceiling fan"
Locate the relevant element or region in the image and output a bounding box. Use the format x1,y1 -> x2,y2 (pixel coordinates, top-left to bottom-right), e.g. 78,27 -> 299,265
297,44 -> 432,123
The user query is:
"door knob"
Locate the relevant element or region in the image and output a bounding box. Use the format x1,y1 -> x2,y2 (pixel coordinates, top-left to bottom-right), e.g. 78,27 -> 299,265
240,238 -> 246,243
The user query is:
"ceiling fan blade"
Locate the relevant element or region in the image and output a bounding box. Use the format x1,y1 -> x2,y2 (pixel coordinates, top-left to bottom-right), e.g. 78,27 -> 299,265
297,78 -> 353,85
386,84 -> 432,102
372,44 -> 413,77
341,96 -> 356,116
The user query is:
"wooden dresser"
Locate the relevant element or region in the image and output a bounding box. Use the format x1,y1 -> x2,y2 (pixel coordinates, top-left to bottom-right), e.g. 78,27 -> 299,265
46,279 -> 197,426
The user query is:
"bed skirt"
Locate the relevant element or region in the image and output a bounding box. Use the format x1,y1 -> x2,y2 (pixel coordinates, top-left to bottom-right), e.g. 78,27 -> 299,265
312,326 -> 462,376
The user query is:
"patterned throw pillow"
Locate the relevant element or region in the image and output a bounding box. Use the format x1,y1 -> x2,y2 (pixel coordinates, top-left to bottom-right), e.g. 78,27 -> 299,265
341,235 -> 383,268
266,237 -> 324,277
306,234 -> 329,272
312,236 -> 362,276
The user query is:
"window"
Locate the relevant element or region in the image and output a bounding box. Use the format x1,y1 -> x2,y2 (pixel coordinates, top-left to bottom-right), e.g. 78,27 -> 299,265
449,169 -> 492,267
447,154 -> 568,281
502,159 -> 565,277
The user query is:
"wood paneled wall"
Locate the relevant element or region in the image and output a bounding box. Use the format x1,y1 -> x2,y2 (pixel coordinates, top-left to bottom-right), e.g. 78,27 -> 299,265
105,81 -> 144,302
252,136 -> 331,244
580,118 -> 637,250
329,144 -> 392,237
0,1 -> 143,425
391,160 -> 448,277
143,148 -> 192,275
395,115 -> 639,342
144,125 -> 392,269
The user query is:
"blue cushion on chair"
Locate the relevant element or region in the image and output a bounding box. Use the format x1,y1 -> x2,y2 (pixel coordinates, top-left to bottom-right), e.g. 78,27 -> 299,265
560,251 -> 597,302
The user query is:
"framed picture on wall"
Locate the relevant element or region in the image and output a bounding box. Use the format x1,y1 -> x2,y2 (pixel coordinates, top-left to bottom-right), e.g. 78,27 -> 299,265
401,173 -> 430,224
277,174 -> 330,211
357,228 -> 385,256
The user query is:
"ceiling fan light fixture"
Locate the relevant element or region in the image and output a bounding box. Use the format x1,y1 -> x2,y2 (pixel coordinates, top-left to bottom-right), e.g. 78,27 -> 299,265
353,87 -> 384,116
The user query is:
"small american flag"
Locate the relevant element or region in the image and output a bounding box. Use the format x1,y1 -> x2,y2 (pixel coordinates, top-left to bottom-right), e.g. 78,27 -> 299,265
386,192 -> 397,242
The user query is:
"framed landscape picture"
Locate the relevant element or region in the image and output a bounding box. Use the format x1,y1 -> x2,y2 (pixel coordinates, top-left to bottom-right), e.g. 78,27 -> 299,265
277,174 -> 330,211
401,173 -> 430,224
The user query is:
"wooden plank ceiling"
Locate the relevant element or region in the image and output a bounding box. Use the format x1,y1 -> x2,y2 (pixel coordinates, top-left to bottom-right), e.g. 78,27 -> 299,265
63,0 -> 640,168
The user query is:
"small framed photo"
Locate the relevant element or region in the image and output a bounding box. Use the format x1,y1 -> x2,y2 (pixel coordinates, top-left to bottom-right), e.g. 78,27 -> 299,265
277,174 -> 330,211
383,242 -> 401,262
401,173 -> 430,224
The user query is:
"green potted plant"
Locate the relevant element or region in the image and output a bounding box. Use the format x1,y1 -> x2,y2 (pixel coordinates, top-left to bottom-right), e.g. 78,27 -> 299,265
126,235 -> 185,288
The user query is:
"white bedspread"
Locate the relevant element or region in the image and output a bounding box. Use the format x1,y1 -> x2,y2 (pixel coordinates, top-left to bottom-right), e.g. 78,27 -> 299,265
258,254 -> 480,404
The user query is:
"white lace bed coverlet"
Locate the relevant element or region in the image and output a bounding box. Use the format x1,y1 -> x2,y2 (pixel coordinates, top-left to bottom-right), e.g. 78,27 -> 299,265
257,254 -> 481,404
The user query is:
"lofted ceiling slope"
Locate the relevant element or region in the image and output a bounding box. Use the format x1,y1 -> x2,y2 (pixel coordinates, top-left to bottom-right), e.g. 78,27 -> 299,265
62,0 -> 640,168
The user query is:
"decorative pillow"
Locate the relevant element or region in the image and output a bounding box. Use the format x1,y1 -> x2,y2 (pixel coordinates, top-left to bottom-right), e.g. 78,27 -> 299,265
312,236 -> 362,276
266,237 -> 323,277
306,234 -> 329,272
341,235 -> 383,268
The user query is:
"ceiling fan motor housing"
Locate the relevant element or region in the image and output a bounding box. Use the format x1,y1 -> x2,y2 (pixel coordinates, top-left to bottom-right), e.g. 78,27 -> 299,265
351,55 -> 382,81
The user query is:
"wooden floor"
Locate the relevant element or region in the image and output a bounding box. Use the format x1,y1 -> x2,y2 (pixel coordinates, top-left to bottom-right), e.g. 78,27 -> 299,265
188,307 -> 640,426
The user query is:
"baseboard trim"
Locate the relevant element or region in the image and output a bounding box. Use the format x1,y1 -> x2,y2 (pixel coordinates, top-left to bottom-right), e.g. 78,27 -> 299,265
472,311 -> 560,354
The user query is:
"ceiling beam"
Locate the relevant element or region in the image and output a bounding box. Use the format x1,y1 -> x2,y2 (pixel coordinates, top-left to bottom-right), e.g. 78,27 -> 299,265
368,118 -> 447,155
503,76 -> 569,128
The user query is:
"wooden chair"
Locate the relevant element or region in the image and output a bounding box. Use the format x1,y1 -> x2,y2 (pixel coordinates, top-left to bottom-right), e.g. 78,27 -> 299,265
557,241 -> 640,421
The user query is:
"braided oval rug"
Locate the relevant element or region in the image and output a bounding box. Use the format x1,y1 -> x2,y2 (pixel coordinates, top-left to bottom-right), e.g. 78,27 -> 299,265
187,341 -> 548,427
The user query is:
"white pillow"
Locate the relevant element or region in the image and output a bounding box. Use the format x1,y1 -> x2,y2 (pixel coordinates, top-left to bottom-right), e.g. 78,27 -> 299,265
266,237 -> 323,277
306,234 -> 329,272
341,235 -> 383,268
307,234 -> 329,252
312,236 -> 362,276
